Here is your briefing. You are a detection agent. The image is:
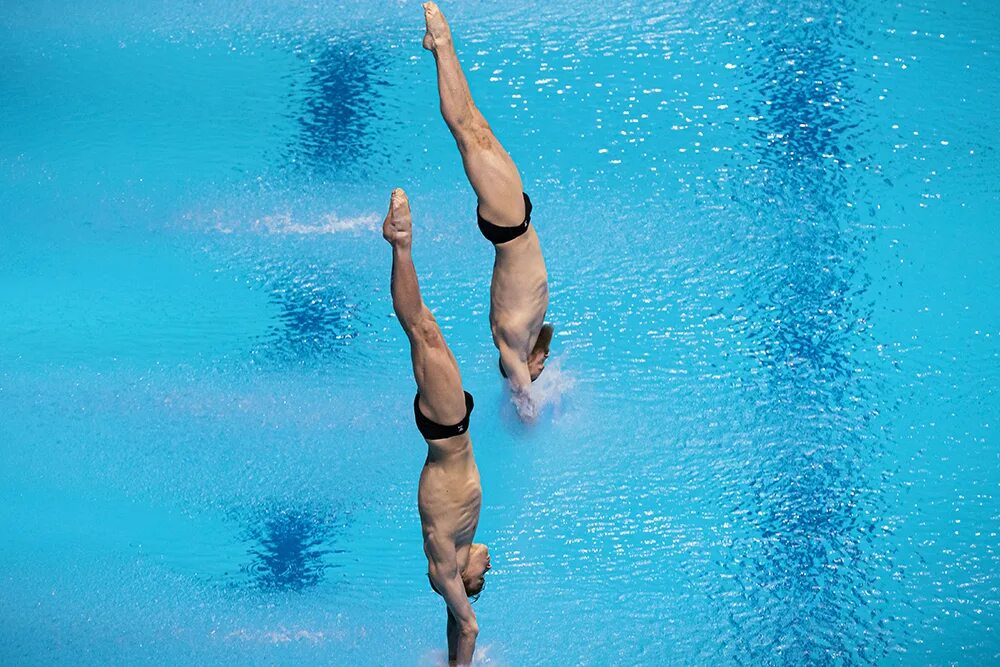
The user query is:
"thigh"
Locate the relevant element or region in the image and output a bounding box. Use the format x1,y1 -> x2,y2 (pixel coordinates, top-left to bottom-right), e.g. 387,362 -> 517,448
410,321 -> 467,425
456,123 -> 526,228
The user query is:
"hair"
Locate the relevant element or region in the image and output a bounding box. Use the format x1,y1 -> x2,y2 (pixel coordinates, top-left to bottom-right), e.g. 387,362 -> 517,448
464,576 -> 485,599
532,323 -> 554,356
462,543 -> 489,600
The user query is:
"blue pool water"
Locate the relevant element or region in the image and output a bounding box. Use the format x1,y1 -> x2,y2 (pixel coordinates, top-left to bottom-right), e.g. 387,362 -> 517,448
1,0 -> 997,664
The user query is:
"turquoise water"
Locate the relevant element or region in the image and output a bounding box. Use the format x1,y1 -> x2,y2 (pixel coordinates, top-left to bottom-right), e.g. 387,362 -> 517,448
1,0 -> 997,664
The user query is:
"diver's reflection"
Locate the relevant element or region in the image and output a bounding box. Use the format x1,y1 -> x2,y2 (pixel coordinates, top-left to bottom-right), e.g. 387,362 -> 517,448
241,504 -> 344,591
291,39 -> 386,173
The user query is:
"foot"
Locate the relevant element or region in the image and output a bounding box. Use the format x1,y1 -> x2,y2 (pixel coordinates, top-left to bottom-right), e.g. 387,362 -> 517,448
422,2 -> 452,52
382,188 -> 413,249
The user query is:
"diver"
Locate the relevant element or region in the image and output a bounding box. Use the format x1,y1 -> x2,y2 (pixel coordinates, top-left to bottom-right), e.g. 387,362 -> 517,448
382,188 -> 492,666
422,2 -> 553,421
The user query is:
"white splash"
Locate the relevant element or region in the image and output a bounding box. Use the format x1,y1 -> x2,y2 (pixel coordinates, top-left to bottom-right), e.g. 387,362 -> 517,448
252,211 -> 380,235
191,208 -> 380,235
224,626 -> 326,643
511,355 -> 575,421
421,642 -> 497,665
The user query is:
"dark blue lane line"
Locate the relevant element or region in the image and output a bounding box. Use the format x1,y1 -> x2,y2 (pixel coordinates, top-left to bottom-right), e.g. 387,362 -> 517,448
717,6 -> 894,664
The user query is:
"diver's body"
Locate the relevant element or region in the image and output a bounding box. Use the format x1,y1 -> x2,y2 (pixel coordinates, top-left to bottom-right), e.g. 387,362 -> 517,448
423,2 -> 552,419
383,188 -> 491,666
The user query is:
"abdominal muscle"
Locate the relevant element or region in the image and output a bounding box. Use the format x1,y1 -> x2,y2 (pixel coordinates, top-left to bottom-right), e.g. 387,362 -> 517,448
418,445 -> 483,551
490,227 -> 549,349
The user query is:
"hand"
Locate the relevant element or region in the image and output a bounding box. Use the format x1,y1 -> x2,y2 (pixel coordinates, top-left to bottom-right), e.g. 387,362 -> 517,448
512,390 -> 538,422
382,188 -> 413,249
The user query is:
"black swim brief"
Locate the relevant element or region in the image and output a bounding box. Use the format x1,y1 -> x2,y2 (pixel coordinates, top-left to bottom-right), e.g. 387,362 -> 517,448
414,391 -> 474,440
477,192 -> 532,245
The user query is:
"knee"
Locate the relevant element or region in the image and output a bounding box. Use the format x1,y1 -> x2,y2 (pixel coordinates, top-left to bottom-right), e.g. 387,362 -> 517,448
452,115 -> 494,151
413,312 -> 444,348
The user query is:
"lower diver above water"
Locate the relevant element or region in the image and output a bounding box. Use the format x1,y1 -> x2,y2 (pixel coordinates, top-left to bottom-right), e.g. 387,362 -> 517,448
382,188 -> 491,666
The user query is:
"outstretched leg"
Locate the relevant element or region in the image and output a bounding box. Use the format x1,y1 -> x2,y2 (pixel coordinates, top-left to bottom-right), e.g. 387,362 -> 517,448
423,2 -> 525,228
383,188 -> 467,425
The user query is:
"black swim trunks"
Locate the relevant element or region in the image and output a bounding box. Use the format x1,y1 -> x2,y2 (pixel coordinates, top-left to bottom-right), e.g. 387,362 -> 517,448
477,192 -> 532,245
414,391 -> 474,440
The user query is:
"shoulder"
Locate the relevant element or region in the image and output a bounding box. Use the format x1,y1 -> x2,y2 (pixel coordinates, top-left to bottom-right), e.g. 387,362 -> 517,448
492,321 -> 531,352
423,532 -> 458,567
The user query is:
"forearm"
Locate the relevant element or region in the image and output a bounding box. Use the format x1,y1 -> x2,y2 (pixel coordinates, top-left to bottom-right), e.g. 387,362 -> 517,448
454,627 -> 477,666
501,353 -> 536,420
447,611 -> 459,664
500,348 -> 531,393
390,245 -> 426,334
428,562 -> 478,665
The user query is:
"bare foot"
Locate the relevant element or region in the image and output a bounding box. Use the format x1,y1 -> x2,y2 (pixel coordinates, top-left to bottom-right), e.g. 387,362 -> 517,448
422,2 -> 453,52
382,188 -> 413,248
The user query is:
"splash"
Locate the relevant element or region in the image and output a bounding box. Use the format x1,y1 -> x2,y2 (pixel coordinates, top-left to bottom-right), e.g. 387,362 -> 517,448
224,626 -> 327,644
191,208 -> 380,235
421,642 -> 497,666
251,211 -> 380,235
512,355 -> 575,421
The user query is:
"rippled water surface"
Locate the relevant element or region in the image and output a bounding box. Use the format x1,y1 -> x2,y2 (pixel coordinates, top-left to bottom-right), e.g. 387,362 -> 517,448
1,1 -> 997,664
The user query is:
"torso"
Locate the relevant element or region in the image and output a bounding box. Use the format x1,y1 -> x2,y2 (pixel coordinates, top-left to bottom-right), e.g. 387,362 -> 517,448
417,434 -> 482,571
489,226 -> 549,353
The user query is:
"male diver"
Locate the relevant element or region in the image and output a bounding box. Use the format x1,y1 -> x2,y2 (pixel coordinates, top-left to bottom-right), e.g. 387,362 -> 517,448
422,2 -> 552,420
383,188 -> 492,666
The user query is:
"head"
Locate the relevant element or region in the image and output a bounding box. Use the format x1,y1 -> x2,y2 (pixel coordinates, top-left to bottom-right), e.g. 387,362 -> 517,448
528,324 -> 554,381
461,543 -> 492,598
499,324 -> 554,382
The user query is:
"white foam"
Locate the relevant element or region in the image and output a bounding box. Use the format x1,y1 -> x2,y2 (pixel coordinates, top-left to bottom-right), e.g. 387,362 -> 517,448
252,211 -> 380,235
421,642 -> 498,665
509,355 -> 575,421
224,626 -> 326,644
192,208 -> 380,235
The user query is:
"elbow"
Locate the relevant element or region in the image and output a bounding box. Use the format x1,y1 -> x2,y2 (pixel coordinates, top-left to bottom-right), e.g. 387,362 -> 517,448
460,620 -> 479,638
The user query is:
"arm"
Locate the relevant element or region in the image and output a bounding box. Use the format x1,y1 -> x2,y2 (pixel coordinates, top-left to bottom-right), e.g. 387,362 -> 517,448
447,609 -> 459,664
426,538 -> 478,666
498,344 -> 530,393
498,343 -> 537,421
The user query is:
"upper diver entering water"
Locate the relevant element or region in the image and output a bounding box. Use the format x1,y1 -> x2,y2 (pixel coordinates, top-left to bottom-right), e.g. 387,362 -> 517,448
383,188 -> 491,666
423,2 -> 553,420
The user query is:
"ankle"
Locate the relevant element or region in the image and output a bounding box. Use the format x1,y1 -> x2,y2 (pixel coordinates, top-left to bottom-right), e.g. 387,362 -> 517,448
432,37 -> 455,56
